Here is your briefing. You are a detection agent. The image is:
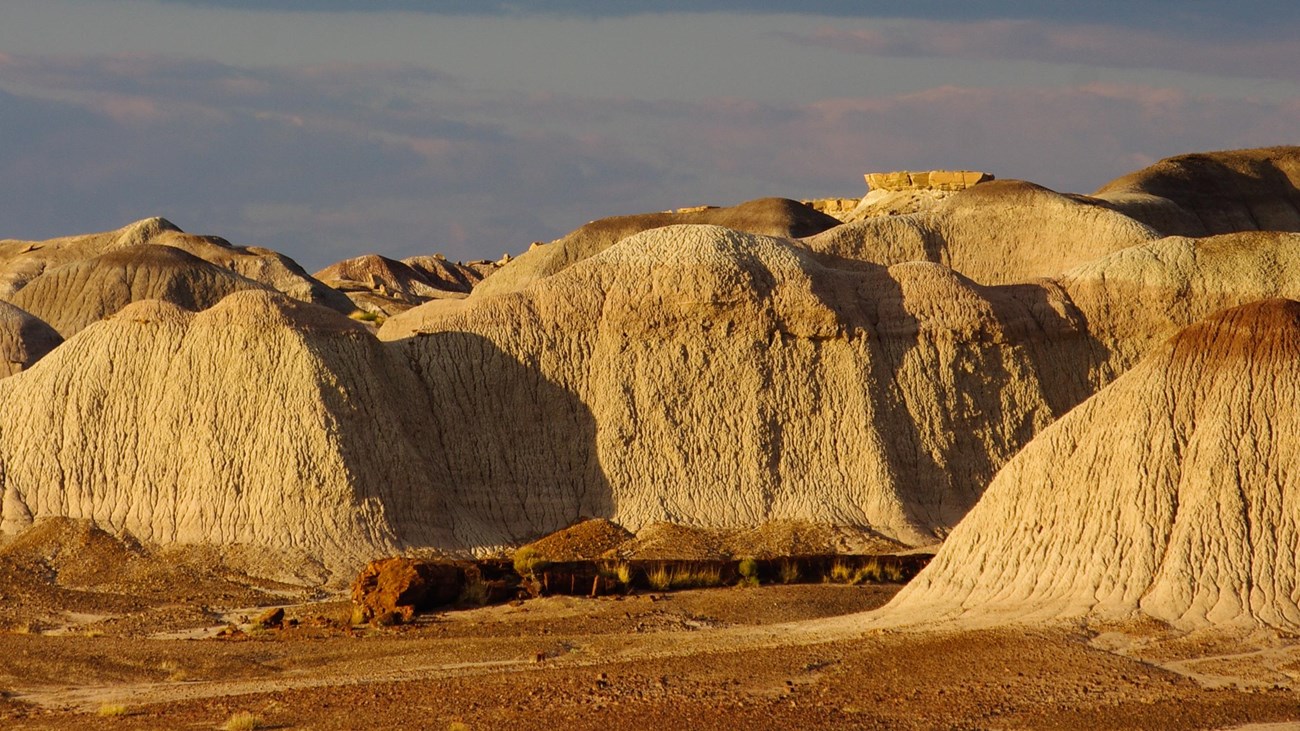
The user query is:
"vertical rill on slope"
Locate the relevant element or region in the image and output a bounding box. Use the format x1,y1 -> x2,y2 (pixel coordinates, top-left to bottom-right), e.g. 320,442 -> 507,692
875,300 -> 1300,629
0,293 -> 453,576
384,225 -> 1097,547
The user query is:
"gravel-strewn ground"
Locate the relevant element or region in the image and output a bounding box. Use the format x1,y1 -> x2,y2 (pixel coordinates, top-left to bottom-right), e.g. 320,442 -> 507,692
3,583 -> 1299,730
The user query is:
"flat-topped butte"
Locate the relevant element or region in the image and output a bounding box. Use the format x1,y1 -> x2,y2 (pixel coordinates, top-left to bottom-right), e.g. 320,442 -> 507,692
865,170 -> 994,192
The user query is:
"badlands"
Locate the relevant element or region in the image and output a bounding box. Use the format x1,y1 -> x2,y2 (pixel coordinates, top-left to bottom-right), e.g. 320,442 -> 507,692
1,145 -> 1300,729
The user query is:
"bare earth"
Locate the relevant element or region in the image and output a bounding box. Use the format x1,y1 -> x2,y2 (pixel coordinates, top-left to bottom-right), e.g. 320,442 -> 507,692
3,583 -> 1299,730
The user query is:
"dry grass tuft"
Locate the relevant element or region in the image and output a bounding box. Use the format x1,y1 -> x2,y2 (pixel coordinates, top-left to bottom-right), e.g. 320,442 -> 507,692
348,310 -> 384,325
646,563 -> 723,591
458,580 -> 488,606
779,560 -> 801,584
512,546 -> 549,577
738,557 -> 760,587
220,711 -> 261,731
97,703 -> 129,717
828,557 -> 905,584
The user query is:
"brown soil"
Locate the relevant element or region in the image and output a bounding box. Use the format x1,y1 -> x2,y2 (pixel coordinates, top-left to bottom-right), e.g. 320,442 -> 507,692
607,520 -> 908,561
0,519 -> 309,636
521,519 -> 635,561
1,521 -> 1297,730
3,582 -> 1299,730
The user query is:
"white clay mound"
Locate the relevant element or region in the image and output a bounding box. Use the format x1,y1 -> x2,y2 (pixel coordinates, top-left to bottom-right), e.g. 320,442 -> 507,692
874,299 -> 1300,630
0,291 -> 452,577
383,224 -> 1095,547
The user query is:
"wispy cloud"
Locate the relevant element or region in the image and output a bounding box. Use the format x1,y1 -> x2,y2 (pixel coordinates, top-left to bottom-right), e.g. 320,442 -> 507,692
138,0 -> 1300,30
778,20 -> 1300,81
1,52 -> 1296,270
0,54 -> 664,267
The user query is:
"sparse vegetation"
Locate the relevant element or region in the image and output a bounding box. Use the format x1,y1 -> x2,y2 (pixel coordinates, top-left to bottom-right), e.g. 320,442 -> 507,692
458,579 -> 489,606
448,722 -> 471,731
157,659 -> 189,682
863,556 -> 904,580
349,603 -> 369,626
779,560 -> 800,584
646,563 -> 672,590
220,711 -> 261,731
829,560 -> 856,584
348,310 -> 384,325
512,546 -> 550,577
646,563 -> 724,591
615,562 -> 633,586
97,703 -> 129,718
827,557 -> 906,585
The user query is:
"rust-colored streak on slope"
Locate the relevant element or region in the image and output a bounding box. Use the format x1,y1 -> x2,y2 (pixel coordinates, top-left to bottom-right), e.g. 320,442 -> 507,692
874,299 -> 1300,629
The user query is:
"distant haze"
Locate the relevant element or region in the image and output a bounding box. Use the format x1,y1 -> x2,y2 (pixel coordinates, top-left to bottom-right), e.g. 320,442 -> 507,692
1,0 -> 1296,270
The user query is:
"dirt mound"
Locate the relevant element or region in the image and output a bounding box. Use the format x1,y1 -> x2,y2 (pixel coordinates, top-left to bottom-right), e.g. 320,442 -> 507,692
0,300 -> 60,378
608,523 -> 734,561
0,217 -> 352,314
472,197 -> 842,297
876,299 -> 1300,629
314,253 -> 486,316
8,244 -> 268,337
0,518 -> 285,632
804,179 -> 1157,285
521,519 -> 634,562
0,516 -> 150,586
1094,145 -> 1300,236
401,255 -> 492,292
608,521 -> 908,561
719,521 -> 907,559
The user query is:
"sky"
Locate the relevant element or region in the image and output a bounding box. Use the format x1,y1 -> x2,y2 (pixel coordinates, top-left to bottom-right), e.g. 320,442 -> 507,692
0,1 -> 1297,270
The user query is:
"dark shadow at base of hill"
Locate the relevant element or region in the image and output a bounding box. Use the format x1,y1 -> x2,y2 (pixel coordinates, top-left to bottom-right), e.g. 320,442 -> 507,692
389,330 -> 614,549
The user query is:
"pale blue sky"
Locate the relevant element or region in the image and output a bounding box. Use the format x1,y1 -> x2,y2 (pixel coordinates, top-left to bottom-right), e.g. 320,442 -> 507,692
1,1 -> 1296,268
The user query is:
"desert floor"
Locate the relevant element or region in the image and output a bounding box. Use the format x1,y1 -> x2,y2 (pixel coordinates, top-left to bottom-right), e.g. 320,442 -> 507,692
3,583 -> 1300,730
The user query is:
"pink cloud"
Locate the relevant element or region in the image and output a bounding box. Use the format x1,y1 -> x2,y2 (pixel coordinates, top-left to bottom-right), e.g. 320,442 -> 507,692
779,20 -> 1300,82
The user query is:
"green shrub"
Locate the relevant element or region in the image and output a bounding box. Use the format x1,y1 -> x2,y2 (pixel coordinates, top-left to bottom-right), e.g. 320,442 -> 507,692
512,547 -> 549,577
738,557 -> 760,587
